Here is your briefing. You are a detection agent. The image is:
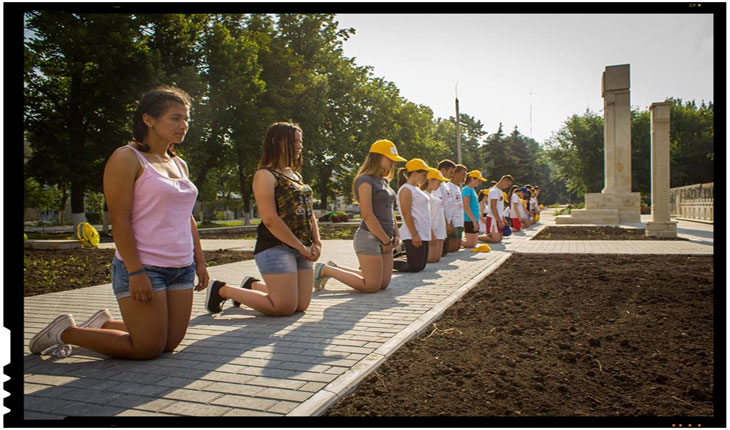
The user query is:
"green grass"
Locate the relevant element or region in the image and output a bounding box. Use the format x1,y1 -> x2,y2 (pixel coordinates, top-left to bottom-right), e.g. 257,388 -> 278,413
197,219 -> 261,229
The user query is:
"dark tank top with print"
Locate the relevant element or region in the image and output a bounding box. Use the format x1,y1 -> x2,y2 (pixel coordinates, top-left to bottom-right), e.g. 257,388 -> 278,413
254,169 -> 314,255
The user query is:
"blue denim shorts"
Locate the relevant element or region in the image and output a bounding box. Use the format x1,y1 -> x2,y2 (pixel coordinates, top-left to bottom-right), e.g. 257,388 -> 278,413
255,245 -> 313,275
110,257 -> 196,300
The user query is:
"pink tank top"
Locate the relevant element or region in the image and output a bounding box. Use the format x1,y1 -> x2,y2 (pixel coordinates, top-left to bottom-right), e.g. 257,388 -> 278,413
114,145 -> 198,267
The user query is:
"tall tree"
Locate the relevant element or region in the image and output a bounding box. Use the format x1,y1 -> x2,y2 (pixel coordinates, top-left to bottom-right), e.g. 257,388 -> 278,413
24,12 -> 156,225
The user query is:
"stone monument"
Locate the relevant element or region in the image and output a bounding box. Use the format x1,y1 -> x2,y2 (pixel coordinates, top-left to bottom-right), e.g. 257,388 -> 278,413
645,102 -> 678,237
556,64 -> 641,224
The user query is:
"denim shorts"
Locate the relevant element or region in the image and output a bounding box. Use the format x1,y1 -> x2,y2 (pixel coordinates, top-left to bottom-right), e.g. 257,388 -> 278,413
353,227 -> 387,256
255,245 -> 313,275
110,257 -> 196,300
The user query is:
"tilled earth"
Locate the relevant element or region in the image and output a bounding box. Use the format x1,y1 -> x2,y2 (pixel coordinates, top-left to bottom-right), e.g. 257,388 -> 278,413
533,226 -> 688,240
23,248 -> 252,297
325,254 -> 714,417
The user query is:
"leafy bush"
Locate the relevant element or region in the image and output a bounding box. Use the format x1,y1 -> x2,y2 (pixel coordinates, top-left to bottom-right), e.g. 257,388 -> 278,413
318,211 -> 349,223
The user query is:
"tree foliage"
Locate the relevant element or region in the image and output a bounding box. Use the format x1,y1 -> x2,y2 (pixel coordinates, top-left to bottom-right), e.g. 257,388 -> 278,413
23,11 -> 715,218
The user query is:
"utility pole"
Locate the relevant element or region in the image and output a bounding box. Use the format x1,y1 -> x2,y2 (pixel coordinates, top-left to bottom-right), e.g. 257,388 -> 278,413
529,89 -> 533,137
455,83 -> 462,164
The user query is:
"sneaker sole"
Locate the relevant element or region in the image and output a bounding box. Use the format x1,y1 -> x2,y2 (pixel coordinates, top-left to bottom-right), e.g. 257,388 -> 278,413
29,314 -> 72,354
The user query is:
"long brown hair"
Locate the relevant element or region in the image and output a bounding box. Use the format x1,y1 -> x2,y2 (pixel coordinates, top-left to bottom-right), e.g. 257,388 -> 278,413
257,122 -> 303,172
352,153 -> 394,203
132,86 -> 191,157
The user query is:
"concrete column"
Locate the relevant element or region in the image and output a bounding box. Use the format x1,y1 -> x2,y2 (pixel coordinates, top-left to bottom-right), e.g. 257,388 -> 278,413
601,64 -> 632,194
646,102 -> 677,238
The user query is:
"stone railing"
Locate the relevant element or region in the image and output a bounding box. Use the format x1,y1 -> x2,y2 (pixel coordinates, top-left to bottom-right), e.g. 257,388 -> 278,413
670,182 -> 713,222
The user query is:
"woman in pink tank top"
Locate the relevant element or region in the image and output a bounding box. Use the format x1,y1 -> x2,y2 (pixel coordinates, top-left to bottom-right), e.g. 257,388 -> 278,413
29,86 -> 210,360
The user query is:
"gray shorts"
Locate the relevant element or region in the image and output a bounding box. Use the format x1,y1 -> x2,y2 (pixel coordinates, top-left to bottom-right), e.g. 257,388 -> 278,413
353,227 -> 388,256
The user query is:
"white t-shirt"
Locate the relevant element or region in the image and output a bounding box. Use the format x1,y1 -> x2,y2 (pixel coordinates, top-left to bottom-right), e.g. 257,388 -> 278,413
485,186 -> 505,219
428,190 -> 447,240
510,194 -> 525,218
446,182 -> 464,228
434,182 -> 452,229
530,197 -> 538,212
397,184 -> 432,241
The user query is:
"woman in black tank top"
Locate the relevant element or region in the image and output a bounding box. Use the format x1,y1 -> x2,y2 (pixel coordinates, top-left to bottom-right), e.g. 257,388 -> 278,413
205,122 -> 321,316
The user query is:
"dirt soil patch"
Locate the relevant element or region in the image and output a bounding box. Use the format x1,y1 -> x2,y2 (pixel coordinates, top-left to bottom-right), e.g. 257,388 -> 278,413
197,223 -> 360,240
534,226 -> 688,241
24,248 -> 252,297
326,254 -> 714,417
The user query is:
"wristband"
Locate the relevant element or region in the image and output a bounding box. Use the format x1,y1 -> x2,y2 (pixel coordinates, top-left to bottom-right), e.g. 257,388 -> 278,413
127,269 -> 146,277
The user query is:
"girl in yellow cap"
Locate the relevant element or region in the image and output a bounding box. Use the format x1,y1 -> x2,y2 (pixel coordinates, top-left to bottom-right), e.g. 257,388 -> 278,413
421,168 -> 448,263
312,140 -> 405,293
393,158 -> 432,272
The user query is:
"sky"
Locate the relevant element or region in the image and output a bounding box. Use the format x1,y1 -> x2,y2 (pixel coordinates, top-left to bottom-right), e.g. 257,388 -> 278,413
334,13 -> 714,144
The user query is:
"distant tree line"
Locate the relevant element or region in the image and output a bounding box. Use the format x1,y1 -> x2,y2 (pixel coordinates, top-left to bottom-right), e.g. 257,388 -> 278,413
23,12 -> 714,223
546,98 -> 714,203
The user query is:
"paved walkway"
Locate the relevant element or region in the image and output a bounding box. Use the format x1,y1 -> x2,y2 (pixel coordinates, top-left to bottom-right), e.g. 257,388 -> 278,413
23,210 -> 713,418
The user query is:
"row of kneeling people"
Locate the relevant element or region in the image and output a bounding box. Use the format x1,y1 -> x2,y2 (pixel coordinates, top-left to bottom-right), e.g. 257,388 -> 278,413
28,86 -> 542,361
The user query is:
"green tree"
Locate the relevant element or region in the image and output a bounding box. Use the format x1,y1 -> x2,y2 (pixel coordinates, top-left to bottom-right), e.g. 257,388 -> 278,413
24,12 -> 158,225
545,110 -> 604,197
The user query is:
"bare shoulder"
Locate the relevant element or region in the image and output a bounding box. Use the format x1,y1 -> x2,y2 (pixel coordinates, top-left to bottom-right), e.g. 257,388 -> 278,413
253,168 -> 276,187
106,145 -> 141,172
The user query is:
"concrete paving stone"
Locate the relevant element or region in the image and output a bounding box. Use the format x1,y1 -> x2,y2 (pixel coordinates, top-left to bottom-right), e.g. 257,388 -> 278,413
27,385 -> 77,399
24,382 -> 52,395
24,374 -> 78,386
210,394 -> 279,411
24,410 -> 66,420
63,377 -> 123,391
242,375 -> 307,392
162,388 -> 223,404
105,372 -> 167,385
222,408 -> 281,417
323,345 -> 376,355
198,381 -> 265,397
114,409 -> 179,417
109,395 -> 177,413
323,366 -> 349,375
106,381 -> 172,397
24,396 -> 82,413
267,400 -> 300,414
200,372 -> 256,385
158,401 -> 232,417
255,387 -> 313,402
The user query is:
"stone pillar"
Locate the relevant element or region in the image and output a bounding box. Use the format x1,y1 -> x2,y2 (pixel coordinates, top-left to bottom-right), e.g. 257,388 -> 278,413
645,102 -> 677,238
555,64 -> 641,224
602,64 -> 632,193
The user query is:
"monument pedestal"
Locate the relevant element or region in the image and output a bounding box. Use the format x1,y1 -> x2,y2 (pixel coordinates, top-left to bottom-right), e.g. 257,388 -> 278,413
645,221 -> 678,238
555,192 -> 641,224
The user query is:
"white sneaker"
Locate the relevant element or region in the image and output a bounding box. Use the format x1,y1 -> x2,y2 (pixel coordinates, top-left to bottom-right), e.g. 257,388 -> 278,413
29,314 -> 76,354
78,309 -> 112,329
313,262 -> 331,292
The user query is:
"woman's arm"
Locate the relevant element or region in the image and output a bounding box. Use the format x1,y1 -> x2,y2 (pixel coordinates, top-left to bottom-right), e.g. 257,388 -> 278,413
189,215 -> 209,290
398,188 -> 422,247
253,169 -> 312,257
103,148 -> 153,302
308,213 -> 322,262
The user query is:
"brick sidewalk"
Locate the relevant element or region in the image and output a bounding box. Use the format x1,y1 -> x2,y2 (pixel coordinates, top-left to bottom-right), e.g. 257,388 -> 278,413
22,211 -> 713,418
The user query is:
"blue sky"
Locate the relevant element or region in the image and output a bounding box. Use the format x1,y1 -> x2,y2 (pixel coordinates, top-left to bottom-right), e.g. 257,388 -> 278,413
334,13 -> 714,144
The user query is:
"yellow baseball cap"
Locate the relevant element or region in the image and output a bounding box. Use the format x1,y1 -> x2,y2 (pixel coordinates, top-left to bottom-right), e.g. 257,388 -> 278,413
369,139 -> 407,162
405,158 -> 430,172
426,167 -> 447,181
467,170 -> 487,182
